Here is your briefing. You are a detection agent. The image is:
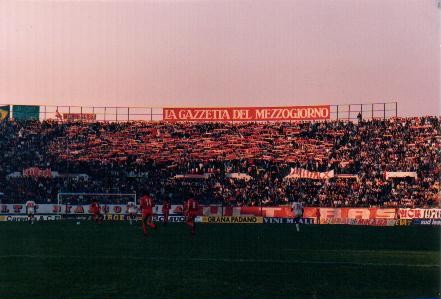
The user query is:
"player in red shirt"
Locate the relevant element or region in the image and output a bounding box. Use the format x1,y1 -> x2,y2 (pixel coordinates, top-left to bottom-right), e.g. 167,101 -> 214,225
183,195 -> 199,235
162,198 -> 171,225
90,199 -> 103,224
140,194 -> 156,236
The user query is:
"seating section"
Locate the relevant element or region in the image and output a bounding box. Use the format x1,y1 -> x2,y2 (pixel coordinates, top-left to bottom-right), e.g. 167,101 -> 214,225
0,117 -> 439,207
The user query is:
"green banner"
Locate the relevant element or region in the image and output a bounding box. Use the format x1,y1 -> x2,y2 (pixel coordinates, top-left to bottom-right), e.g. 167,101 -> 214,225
12,105 -> 40,121
0,105 -> 10,122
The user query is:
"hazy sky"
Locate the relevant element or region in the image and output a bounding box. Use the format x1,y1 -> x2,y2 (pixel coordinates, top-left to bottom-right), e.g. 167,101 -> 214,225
0,0 -> 439,116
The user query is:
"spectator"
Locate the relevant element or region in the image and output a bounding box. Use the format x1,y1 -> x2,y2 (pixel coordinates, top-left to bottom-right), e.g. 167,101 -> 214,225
0,117 -> 439,207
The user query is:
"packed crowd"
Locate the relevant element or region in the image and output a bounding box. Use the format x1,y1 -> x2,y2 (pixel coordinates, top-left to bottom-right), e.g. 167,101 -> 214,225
0,116 -> 439,207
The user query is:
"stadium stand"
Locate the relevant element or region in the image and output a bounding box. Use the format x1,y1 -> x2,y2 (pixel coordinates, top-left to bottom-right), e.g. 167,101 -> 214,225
0,117 -> 439,207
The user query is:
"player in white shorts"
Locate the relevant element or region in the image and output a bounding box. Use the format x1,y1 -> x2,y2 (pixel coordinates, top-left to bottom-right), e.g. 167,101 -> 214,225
127,201 -> 138,225
291,201 -> 304,232
26,200 -> 36,224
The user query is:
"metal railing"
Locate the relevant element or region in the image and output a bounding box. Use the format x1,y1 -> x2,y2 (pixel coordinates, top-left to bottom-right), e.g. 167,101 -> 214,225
0,102 -> 398,122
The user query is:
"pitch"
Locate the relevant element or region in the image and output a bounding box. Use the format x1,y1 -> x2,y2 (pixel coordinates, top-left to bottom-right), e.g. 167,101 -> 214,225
0,221 -> 439,299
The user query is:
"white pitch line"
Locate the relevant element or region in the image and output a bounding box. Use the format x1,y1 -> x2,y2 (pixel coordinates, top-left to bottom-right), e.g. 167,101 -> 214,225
0,254 -> 438,268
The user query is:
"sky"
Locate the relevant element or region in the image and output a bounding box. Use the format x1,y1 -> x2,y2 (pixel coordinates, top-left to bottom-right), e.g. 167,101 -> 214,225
0,0 -> 439,116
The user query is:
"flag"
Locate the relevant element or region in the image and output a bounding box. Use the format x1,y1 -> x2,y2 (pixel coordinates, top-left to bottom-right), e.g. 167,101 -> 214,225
0,105 -> 9,122
12,105 -> 40,121
285,168 -> 334,180
55,108 -> 63,120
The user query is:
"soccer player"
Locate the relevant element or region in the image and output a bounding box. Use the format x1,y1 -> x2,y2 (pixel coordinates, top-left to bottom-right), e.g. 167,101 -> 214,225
162,198 -> 171,225
291,201 -> 304,232
127,201 -> 138,225
90,199 -> 103,224
25,200 -> 36,224
140,194 -> 156,236
183,195 -> 199,235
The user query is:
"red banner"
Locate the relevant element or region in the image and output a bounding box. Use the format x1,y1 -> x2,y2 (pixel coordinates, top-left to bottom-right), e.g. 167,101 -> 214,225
63,113 -> 96,121
199,207 -> 397,219
317,208 -> 397,220
163,106 -> 331,122
398,208 -> 441,219
321,218 -> 396,226
23,167 -> 52,178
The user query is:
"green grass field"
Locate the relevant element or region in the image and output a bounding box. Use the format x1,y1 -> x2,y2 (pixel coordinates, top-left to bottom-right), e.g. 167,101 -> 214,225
0,221 -> 439,299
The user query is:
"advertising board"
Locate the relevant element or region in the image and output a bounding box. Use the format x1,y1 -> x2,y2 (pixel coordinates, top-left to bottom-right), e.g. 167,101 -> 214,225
163,106 -> 331,122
